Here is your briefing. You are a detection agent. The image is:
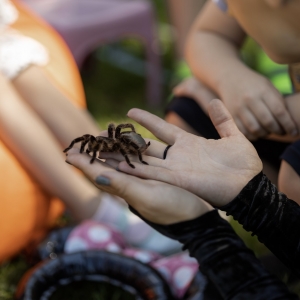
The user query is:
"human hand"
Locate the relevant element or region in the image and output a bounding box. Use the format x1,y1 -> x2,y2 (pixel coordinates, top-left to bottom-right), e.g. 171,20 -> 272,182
66,148 -> 213,225
100,99 -> 263,207
219,68 -> 298,140
173,77 -> 217,113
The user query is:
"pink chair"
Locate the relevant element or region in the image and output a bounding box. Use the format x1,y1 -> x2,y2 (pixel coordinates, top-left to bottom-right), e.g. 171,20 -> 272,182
22,0 -> 162,107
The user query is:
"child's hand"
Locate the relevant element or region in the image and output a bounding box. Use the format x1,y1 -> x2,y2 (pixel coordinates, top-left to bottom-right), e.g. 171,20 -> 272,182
219,69 -> 298,140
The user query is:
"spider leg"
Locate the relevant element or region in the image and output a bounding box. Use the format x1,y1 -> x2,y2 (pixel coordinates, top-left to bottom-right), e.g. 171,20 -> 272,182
108,123 -> 115,139
86,135 -> 98,163
129,141 -> 148,165
80,139 -> 90,153
115,123 -> 136,138
63,137 -> 85,153
97,140 -> 109,158
120,146 -> 135,168
90,150 -> 98,163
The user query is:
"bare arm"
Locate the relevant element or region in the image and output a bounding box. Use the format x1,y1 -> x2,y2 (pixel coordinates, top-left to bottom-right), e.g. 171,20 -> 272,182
185,0 -> 298,139
185,1 -> 246,94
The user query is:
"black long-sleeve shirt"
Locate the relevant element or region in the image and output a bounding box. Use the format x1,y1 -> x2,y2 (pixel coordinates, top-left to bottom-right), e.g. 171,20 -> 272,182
130,172 -> 300,299
220,172 -> 300,278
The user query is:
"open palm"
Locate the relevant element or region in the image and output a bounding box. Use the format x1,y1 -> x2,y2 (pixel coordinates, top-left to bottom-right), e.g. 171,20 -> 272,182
102,99 -> 263,207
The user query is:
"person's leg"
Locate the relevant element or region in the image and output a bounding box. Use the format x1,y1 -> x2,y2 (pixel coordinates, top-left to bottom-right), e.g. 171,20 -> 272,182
12,66 -> 100,148
278,161 -> 300,204
278,140 -> 300,204
0,72 -> 101,220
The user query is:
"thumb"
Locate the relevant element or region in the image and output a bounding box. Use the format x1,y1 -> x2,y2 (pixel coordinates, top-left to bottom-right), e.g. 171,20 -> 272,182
208,99 -> 241,138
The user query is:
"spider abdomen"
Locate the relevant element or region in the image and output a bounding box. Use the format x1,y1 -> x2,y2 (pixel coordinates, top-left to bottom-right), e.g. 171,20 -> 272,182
121,132 -> 148,152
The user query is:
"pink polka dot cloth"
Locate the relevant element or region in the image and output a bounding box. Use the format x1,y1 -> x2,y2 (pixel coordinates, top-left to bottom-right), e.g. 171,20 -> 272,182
150,252 -> 199,298
64,220 -> 127,254
64,220 -> 199,298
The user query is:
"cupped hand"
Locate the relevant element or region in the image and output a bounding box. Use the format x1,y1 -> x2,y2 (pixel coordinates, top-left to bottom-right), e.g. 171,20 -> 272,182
101,99 -> 263,207
66,148 -> 213,225
219,69 -> 298,140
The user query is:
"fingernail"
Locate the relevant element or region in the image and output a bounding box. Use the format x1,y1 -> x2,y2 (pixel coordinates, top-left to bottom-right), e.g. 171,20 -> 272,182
95,176 -> 111,186
65,160 -> 72,165
291,129 -> 299,136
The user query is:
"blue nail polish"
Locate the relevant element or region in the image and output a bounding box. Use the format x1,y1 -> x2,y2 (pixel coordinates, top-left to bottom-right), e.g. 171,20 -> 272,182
95,176 -> 110,186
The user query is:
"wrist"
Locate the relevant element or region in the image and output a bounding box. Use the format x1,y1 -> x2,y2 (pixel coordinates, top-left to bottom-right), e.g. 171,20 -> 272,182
218,172 -> 288,237
215,61 -> 249,94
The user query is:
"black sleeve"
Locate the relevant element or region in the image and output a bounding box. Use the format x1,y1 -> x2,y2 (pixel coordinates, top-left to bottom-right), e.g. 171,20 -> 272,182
129,207 -> 298,299
220,172 -> 300,277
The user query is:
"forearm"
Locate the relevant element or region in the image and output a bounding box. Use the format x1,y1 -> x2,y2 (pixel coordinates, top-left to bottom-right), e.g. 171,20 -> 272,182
220,172 -> 300,277
130,207 -> 297,299
185,31 -> 248,95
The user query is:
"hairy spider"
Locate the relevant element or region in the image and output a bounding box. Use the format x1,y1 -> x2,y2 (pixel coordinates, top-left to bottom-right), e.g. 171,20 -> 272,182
63,123 -> 150,168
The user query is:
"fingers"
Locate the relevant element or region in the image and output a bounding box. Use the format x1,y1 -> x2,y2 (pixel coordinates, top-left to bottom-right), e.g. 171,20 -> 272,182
66,148 -> 151,208
100,152 -> 127,161
101,152 -> 165,168
234,118 -> 257,141
208,99 -> 242,138
99,139 -> 167,160
66,148 -> 113,178
248,99 -> 283,135
104,158 -> 120,169
263,94 -> 298,136
118,160 -> 174,183
127,108 -> 182,145
238,107 -> 268,138
144,139 -> 168,159
94,170 -> 149,206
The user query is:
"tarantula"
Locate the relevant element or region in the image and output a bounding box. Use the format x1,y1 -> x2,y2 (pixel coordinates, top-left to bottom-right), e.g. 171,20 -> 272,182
63,123 -> 150,168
